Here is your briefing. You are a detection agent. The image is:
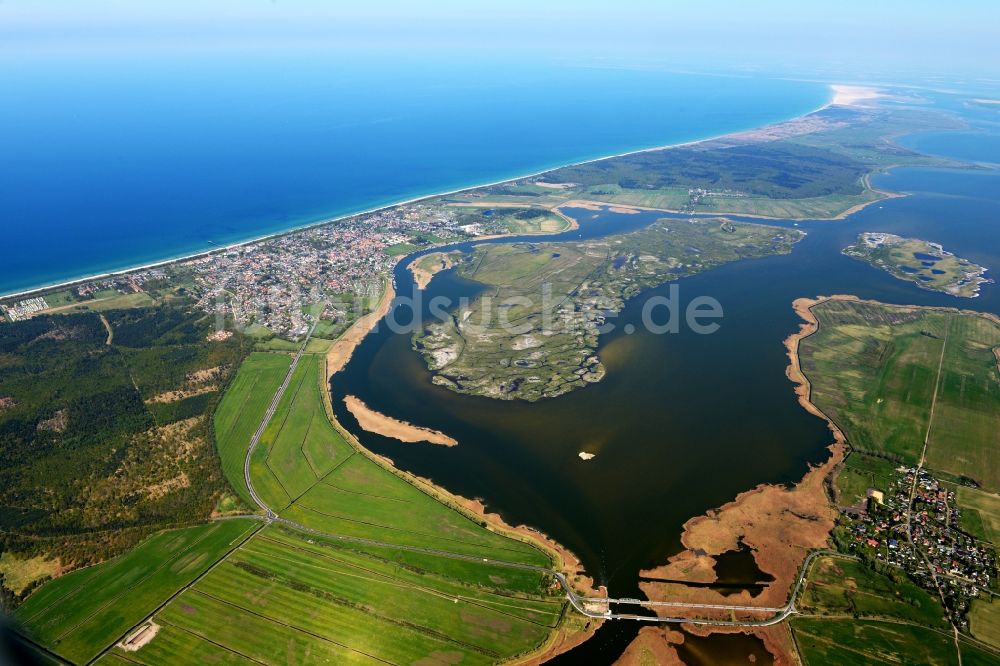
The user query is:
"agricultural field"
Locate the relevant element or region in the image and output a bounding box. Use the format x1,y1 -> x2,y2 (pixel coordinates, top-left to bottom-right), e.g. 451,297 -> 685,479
13,347 -> 573,664
792,617 -> 969,666
105,526 -> 564,666
213,352 -> 293,505
415,216 -> 802,401
13,519 -> 259,664
956,486 -> 1000,546
11,353 -> 566,664
797,555 -> 949,629
969,598 -> 1000,649
242,353 -> 550,564
844,233 -> 990,298
798,298 -> 1000,489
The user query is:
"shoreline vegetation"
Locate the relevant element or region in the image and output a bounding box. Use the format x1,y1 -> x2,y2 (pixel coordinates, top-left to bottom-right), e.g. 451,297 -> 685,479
616,295 -> 850,662
324,278 -> 395,379
1,83 -> 873,303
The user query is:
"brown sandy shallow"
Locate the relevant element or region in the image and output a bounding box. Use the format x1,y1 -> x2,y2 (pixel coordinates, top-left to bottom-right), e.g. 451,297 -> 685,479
614,627 -> 686,666
619,295 -> 850,662
344,395 -> 458,447
408,251 -> 457,291
326,280 -> 395,379
614,625 -> 800,666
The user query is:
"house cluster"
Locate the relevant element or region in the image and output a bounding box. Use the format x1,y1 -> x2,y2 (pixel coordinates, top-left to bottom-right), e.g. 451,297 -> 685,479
2,296 -> 49,322
75,270 -> 165,298
685,187 -> 747,211
840,467 -> 996,626
186,201 -> 490,339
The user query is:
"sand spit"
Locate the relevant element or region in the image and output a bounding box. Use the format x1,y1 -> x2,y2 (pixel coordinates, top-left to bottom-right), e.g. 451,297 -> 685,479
344,395 -> 458,447
326,281 -> 395,379
829,84 -> 882,107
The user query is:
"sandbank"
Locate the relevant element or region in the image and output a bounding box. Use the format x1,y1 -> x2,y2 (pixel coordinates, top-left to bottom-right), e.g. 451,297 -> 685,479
344,395 -> 458,447
829,84 -> 882,106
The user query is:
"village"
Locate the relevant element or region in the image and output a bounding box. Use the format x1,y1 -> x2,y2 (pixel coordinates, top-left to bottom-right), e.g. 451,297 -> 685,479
185,201 -> 513,338
838,465 -> 997,627
1,200 -> 514,336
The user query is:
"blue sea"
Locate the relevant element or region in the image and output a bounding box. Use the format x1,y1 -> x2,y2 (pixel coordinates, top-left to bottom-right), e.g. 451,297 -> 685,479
0,54 -> 829,296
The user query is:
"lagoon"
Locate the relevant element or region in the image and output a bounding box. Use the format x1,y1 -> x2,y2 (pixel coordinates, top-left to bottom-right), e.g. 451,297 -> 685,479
329,108 -> 1000,660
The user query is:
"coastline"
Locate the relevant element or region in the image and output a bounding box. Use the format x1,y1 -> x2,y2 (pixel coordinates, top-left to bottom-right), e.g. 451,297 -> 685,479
1,85 -> 840,302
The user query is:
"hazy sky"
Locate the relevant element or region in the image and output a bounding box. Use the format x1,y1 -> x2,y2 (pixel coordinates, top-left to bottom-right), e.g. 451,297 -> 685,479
4,1 -> 999,83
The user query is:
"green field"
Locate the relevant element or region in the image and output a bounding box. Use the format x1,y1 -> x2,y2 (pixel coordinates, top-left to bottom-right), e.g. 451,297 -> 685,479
798,556 -> 949,629
416,216 -> 802,401
793,618 -> 962,666
240,353 -> 549,564
121,526 -> 561,665
15,349 -> 568,664
13,519 -> 259,664
969,598 -> 1000,649
956,486 -> 1000,545
834,453 -> 902,507
798,298 -> 1000,489
212,351 -> 292,505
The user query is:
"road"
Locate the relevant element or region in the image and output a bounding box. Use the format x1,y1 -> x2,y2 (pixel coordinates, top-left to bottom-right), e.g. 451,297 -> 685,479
242,318 -> 320,519
903,318 -> 963,666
